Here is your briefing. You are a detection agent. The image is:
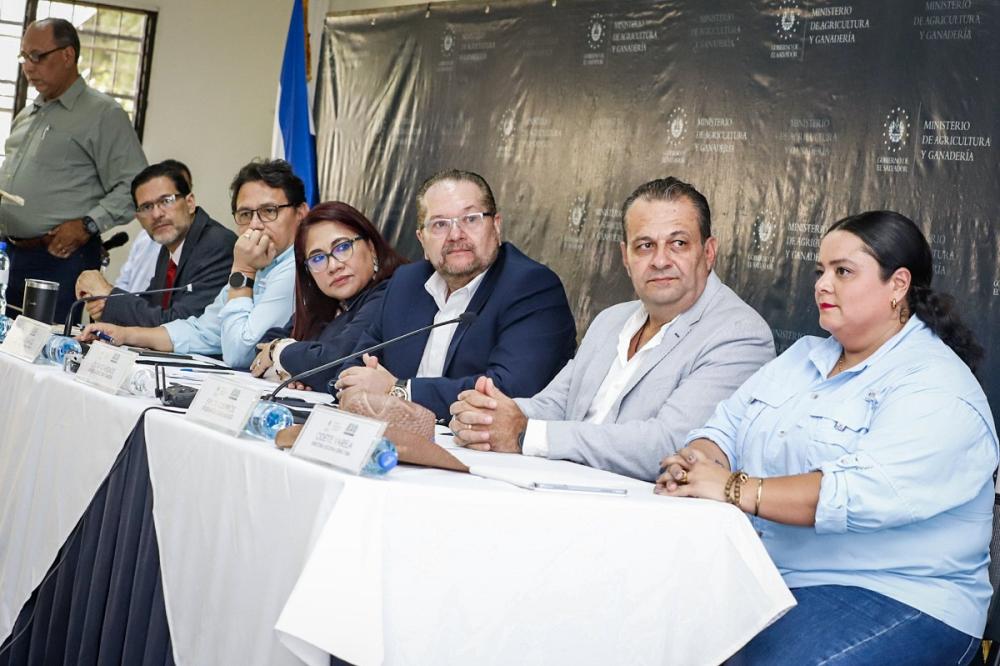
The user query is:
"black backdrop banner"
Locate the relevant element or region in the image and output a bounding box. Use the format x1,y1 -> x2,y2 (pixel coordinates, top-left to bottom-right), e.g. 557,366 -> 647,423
315,0 -> 999,416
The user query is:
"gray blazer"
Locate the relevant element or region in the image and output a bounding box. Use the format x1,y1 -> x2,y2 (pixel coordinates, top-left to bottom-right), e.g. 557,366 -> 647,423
514,272 -> 775,481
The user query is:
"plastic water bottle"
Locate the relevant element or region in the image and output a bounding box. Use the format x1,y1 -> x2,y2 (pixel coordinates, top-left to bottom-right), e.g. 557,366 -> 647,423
362,437 -> 398,477
244,400 -> 295,440
41,335 -> 82,365
0,313 -> 11,343
0,240 -> 9,319
123,366 -> 156,396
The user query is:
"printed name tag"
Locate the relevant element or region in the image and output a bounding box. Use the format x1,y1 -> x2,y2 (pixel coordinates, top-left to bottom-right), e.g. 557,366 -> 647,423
75,341 -> 138,394
0,316 -> 52,362
291,404 -> 387,474
185,376 -> 260,436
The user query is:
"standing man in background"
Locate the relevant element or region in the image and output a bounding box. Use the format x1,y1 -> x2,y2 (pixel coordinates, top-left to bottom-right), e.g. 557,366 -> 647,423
0,17 -> 147,323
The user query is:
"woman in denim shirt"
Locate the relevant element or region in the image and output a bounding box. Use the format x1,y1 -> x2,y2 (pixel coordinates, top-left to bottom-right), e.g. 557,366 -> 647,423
657,211 -> 997,665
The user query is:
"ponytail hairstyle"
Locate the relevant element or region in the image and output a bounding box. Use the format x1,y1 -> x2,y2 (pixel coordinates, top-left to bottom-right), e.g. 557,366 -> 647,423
825,210 -> 983,373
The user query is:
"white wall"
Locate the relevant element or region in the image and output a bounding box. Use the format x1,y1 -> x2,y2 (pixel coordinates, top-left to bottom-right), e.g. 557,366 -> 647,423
105,0 -> 453,279
104,0 -> 302,278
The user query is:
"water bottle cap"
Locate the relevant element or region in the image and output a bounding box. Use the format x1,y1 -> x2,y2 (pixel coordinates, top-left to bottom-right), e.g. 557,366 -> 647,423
377,448 -> 398,472
0,240 -> 6,251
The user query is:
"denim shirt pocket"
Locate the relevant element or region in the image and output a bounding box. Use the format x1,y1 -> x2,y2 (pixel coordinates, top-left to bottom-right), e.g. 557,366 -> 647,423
742,384 -> 796,438
805,398 -> 874,467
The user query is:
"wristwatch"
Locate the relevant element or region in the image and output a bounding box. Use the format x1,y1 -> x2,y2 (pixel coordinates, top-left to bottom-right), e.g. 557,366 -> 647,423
228,272 -> 255,289
388,378 -> 409,401
82,216 -> 100,236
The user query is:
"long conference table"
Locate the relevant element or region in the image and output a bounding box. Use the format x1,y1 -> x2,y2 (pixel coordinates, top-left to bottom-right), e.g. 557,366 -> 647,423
0,351 -> 795,665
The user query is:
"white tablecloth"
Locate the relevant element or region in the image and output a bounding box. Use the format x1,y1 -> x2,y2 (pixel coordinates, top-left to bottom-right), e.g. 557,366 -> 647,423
144,411 -> 794,666
0,352 -> 152,639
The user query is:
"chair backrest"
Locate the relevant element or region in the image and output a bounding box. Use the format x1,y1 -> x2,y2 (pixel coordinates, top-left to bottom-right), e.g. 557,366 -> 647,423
983,493 -> 1000,642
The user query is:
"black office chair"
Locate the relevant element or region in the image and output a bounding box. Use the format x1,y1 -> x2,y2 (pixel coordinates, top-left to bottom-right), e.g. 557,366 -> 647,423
973,492 -> 1000,665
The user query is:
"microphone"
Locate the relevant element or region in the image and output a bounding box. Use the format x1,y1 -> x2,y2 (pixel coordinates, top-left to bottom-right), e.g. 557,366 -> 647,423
265,311 -> 478,401
101,231 -> 129,251
64,283 -> 195,336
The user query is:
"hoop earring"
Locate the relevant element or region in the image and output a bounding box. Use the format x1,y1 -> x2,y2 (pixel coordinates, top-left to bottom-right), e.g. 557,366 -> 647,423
890,298 -> 897,310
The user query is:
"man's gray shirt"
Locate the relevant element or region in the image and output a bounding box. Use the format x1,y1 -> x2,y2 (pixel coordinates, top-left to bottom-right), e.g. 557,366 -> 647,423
514,272 -> 776,481
0,76 -> 147,238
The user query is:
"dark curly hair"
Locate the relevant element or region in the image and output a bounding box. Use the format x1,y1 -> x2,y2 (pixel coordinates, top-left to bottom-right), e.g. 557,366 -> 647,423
826,210 -> 983,372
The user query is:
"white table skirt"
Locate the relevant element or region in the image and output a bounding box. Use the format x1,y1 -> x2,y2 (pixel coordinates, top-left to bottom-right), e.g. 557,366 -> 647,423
144,410 -> 794,666
0,353 -> 152,640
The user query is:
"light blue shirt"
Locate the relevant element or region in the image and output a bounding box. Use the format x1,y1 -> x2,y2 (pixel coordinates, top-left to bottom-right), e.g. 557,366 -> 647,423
689,316 -> 998,637
162,246 -> 295,368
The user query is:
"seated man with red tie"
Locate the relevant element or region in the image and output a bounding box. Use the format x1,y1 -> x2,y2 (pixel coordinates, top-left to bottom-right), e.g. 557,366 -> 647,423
74,160 -> 236,326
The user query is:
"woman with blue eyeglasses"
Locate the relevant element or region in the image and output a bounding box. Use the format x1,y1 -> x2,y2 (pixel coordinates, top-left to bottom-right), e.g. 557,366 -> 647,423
657,211 -> 996,665
251,201 -> 406,390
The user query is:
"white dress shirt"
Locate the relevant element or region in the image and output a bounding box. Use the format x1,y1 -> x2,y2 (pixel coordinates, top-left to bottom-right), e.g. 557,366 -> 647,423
114,232 -> 160,292
522,305 -> 672,457
415,270 -> 488,378
168,239 -> 184,267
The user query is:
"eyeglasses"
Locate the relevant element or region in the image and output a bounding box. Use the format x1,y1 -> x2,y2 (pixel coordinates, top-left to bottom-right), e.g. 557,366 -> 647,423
233,203 -> 293,226
420,211 -> 494,237
17,45 -> 69,64
136,193 -> 182,217
304,235 -> 364,273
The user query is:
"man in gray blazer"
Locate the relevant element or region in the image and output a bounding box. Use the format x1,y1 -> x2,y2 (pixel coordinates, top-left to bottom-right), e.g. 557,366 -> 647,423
448,177 -> 774,481
75,160 -> 236,327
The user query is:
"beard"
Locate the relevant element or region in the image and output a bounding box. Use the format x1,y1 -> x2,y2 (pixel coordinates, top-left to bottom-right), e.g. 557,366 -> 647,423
436,240 -> 499,278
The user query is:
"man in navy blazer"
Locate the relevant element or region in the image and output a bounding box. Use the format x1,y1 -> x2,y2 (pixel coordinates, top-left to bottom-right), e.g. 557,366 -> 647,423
75,160 -> 235,326
335,169 -> 576,420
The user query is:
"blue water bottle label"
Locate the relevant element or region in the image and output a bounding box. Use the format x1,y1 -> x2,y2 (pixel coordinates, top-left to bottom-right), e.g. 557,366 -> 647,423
290,404 -> 387,475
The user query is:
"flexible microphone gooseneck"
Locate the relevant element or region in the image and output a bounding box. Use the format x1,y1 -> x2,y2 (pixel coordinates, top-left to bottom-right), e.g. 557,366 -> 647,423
265,311 -> 478,401
63,283 -> 195,336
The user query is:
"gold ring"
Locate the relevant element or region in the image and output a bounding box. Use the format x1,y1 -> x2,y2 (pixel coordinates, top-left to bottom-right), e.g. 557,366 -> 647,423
677,469 -> 689,484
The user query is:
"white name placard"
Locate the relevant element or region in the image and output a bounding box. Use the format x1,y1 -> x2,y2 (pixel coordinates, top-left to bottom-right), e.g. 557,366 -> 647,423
0,316 -> 52,362
290,405 -> 387,475
75,342 -> 138,394
185,377 -> 261,436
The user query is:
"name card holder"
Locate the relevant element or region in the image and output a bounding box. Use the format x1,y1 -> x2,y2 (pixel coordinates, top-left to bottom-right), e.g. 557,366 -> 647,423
185,376 -> 261,436
290,404 -> 387,475
0,316 -> 52,362
75,341 -> 138,394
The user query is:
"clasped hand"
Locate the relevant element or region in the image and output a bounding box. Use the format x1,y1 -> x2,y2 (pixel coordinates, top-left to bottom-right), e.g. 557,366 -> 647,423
654,445 -> 731,501
448,376 -> 526,453
334,353 -> 396,396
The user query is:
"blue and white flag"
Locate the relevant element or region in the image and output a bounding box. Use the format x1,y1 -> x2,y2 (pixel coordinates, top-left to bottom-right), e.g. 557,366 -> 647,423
272,0 -> 318,206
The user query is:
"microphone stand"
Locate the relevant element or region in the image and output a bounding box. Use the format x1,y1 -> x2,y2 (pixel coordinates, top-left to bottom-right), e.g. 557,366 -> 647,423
64,283 -> 194,336
265,312 -> 476,401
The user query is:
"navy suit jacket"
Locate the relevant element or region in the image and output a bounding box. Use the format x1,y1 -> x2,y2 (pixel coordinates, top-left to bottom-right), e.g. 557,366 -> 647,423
259,280 -> 388,391
343,242 -> 577,420
101,208 -> 236,327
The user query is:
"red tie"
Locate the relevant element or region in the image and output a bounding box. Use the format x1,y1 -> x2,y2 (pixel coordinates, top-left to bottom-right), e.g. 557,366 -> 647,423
162,259 -> 177,308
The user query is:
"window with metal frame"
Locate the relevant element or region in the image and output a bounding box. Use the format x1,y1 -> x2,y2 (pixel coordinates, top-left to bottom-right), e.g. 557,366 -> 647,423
0,0 -> 155,160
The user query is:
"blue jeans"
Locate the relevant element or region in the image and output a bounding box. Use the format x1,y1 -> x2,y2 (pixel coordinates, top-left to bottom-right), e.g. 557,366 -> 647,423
728,585 -> 980,666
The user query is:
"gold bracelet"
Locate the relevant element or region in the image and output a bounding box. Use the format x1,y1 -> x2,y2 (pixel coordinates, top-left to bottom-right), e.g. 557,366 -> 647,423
725,471 -> 749,507
754,478 -> 763,516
